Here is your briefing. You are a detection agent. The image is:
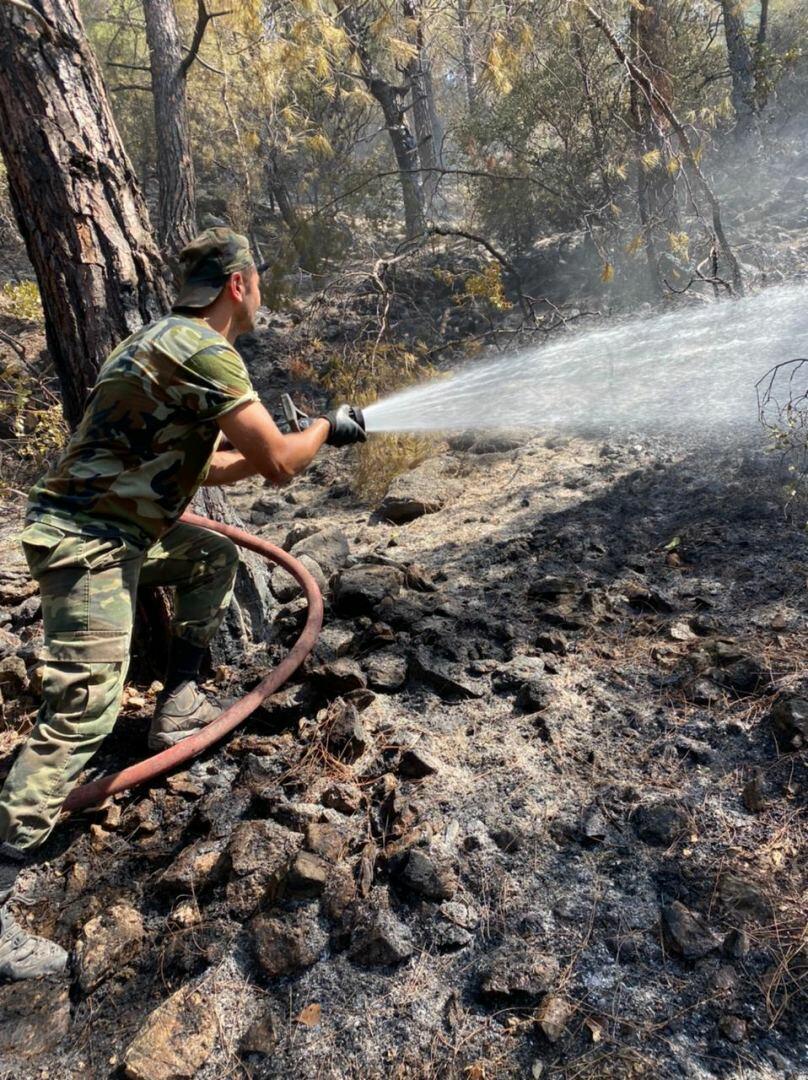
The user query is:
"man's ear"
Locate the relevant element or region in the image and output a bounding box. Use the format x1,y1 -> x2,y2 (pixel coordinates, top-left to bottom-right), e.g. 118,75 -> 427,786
228,272 -> 245,301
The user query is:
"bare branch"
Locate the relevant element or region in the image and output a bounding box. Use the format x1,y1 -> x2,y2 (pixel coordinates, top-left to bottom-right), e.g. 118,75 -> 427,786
177,0 -> 231,79
0,326 -> 27,360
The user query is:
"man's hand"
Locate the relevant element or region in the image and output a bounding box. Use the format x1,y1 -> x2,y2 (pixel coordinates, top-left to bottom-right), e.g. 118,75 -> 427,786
322,404 -> 367,447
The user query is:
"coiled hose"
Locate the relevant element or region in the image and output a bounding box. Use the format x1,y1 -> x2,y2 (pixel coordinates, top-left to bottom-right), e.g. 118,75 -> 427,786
63,510 -> 324,812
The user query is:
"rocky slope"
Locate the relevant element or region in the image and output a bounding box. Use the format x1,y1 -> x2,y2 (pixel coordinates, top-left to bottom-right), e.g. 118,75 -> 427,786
0,415 -> 805,1079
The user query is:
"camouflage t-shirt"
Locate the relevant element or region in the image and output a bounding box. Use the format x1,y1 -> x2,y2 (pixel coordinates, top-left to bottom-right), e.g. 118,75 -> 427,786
25,314 -> 257,547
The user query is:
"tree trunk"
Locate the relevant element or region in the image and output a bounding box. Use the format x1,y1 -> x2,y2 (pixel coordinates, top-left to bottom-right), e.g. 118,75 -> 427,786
720,0 -> 756,136
457,0 -> 477,112
634,2 -> 679,237
0,0 -> 271,662
0,0 -> 169,428
335,2 -> 425,239
262,141 -> 315,270
571,27 -> 612,205
142,0 -> 197,253
403,0 -> 443,211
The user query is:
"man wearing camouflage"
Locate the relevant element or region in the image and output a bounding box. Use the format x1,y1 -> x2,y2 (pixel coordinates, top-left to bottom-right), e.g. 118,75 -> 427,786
0,229 -> 366,979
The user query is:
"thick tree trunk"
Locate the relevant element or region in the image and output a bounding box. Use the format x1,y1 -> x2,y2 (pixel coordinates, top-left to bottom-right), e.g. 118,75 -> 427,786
0,0 -> 169,428
262,143 -> 315,270
0,0 -> 271,660
335,2 -> 425,239
720,0 -> 756,136
142,0 -> 197,253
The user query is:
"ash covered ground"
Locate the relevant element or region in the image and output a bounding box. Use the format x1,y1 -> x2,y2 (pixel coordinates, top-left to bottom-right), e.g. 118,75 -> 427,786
0,406 -> 805,1078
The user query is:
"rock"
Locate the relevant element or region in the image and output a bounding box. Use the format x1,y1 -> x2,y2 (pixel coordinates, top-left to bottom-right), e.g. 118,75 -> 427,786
286,851 -> 330,898
528,575 -> 583,600
535,631 -> 569,656
321,863 -> 357,921
399,746 -> 441,779
291,527 -> 350,576
409,650 -> 485,701
492,656 -> 546,692
240,1005 -> 280,1057
0,570 -> 37,607
742,768 -> 769,813
0,979 -> 70,1056
366,653 -> 408,692
517,678 -> 553,712
310,658 -> 367,696
305,821 -> 350,862
226,820 -> 301,916
769,697 -> 808,749
377,459 -> 452,523
0,655 -> 27,693
685,674 -> 724,705
159,838 -> 227,893
0,627 -> 22,660
717,873 -> 770,919
9,596 -> 40,625
324,705 -> 369,763
124,984 -> 217,1080
321,782 -> 364,815
581,804 -> 608,842
723,927 -> 750,958
332,565 -> 404,617
535,994 -> 572,1042
74,901 -> 145,993
634,801 -> 689,846
251,497 -> 283,525
661,901 -> 721,959
349,907 -> 414,966
251,907 -> 327,977
490,825 -> 522,852
479,946 -> 560,1002
623,583 -> 674,614
270,555 -> 326,602
399,844 -> 458,900
718,1014 -> 748,1043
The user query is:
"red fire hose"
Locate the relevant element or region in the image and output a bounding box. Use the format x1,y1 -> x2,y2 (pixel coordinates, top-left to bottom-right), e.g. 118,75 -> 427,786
63,510 -> 324,812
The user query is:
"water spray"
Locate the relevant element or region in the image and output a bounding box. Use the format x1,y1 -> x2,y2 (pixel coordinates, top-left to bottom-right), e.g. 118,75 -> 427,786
360,284 -> 808,438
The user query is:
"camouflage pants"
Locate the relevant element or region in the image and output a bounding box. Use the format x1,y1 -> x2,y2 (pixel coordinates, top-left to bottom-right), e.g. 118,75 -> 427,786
0,521 -> 239,851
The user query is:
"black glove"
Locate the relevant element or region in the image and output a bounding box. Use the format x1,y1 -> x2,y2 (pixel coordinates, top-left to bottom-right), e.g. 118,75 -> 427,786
322,404 -> 367,447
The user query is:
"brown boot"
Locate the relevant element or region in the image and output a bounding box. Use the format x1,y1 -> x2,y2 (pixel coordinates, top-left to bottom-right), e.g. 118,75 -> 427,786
147,681 -> 220,752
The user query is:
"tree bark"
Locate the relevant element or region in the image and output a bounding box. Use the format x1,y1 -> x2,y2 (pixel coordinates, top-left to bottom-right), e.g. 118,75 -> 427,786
142,0 -> 197,254
720,0 -> 756,136
335,1 -> 425,239
0,0 -> 271,660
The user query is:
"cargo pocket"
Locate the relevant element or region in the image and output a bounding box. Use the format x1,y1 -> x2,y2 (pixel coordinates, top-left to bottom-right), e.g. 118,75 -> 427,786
32,535 -> 143,664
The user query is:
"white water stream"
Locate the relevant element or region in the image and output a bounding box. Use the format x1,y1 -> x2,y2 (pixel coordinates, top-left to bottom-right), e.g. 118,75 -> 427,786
362,284 -> 808,437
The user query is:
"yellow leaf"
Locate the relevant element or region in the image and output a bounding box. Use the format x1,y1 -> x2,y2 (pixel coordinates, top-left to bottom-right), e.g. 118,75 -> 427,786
601,262 -> 615,283
626,233 -> 644,256
306,132 -> 334,158
666,155 -> 680,175
388,37 -> 418,65
296,1003 -> 321,1027
641,148 -> 661,171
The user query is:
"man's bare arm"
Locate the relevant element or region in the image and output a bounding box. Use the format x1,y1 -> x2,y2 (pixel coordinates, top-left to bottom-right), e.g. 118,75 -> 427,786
201,450 -> 257,486
215,400 -> 330,486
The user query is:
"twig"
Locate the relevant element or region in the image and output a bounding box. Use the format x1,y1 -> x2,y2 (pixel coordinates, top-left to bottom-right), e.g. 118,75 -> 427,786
0,327 -> 26,359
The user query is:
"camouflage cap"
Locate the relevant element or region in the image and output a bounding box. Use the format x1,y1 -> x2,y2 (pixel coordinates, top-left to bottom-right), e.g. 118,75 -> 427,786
173,227 -> 269,309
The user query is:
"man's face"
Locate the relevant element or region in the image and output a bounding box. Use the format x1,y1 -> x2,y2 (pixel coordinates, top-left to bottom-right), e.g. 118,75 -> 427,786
232,266 -> 261,334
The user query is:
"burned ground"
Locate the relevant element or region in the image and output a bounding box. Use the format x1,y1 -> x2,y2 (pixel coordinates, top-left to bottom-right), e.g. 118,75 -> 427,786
0,415 -> 804,1079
